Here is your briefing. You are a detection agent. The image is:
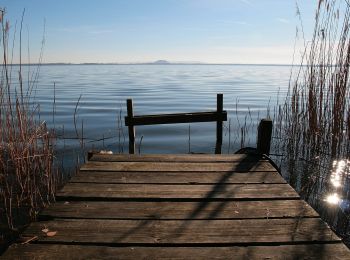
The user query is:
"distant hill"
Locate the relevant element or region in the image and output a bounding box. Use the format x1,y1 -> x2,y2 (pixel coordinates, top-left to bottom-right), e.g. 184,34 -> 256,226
152,60 -> 170,64
11,61 -> 294,66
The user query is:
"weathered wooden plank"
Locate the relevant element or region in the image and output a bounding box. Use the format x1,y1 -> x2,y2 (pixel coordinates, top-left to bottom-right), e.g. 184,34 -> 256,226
71,171 -> 285,184
40,200 -> 318,220
22,218 -> 340,244
80,161 -> 276,172
4,152 -> 350,259
89,153 -> 263,162
125,111 -> 227,126
4,244 -> 350,260
56,183 -> 299,200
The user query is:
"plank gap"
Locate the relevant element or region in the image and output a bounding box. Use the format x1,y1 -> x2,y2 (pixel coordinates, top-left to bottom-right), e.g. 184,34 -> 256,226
21,240 -> 343,247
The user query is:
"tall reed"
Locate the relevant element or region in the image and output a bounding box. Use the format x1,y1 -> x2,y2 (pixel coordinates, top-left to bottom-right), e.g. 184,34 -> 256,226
0,9 -> 58,230
273,0 -> 350,240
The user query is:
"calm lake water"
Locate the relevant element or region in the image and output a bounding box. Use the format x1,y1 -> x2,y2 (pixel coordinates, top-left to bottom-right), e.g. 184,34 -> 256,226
32,64 -> 291,155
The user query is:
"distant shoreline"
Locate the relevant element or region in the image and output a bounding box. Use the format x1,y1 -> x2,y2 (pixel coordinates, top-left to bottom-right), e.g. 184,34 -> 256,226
5,62 -> 295,66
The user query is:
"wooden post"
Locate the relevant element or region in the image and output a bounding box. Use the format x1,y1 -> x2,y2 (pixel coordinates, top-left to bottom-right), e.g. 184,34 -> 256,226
87,151 -> 94,161
257,119 -> 272,155
127,99 -> 135,154
215,93 -> 223,154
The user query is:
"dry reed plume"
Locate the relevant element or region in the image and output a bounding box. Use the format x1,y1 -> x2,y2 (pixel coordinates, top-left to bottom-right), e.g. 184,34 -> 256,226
0,9 -> 58,230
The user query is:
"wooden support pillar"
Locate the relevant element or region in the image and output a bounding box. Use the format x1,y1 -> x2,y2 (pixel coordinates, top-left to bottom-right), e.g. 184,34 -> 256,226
127,99 -> 135,154
87,151 -> 94,161
257,119 -> 272,155
215,93 -> 223,154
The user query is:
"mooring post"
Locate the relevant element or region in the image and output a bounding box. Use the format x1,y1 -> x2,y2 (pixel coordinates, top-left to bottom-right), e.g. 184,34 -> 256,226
87,151 -> 94,161
215,93 -> 223,154
257,118 -> 272,155
127,99 -> 135,154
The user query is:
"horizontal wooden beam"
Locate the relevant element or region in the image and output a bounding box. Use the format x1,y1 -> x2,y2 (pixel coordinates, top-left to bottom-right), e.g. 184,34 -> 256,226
125,111 -> 227,126
4,244 -> 349,259
22,218 -> 339,244
56,183 -> 299,200
39,200 -> 317,220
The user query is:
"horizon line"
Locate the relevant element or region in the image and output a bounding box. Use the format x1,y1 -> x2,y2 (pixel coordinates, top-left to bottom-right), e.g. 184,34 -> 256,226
6,62 -> 297,66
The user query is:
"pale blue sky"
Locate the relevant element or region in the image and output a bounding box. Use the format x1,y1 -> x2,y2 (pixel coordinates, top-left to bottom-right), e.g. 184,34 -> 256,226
2,0 -> 317,64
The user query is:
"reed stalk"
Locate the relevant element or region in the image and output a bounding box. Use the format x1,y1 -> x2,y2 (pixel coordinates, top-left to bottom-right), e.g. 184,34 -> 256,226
0,9 -> 58,230
273,0 -> 350,241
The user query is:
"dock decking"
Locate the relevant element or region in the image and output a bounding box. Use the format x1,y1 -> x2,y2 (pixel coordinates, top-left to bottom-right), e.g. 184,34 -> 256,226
3,153 -> 350,259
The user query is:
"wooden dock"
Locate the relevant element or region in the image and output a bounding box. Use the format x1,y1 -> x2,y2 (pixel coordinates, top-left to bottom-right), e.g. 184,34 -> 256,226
3,153 -> 350,259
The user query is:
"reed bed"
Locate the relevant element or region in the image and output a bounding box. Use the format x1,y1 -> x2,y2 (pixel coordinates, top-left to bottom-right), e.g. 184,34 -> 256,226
0,9 -> 58,232
273,0 -> 350,241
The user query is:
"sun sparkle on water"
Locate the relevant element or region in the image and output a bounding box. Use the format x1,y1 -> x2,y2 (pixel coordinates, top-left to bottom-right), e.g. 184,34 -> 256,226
325,159 -> 349,206
330,159 -> 349,189
326,193 -> 341,205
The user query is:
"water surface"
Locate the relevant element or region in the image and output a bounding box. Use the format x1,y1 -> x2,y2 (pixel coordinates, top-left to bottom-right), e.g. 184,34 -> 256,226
32,64 -> 290,154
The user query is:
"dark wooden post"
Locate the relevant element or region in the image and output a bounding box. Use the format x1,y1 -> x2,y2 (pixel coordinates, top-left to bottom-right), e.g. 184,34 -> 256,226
215,93 -> 223,154
257,119 -> 272,155
127,99 -> 135,154
87,151 -> 94,161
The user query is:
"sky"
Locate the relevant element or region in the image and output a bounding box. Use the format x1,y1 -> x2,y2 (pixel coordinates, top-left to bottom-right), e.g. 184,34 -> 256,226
2,0 -> 317,64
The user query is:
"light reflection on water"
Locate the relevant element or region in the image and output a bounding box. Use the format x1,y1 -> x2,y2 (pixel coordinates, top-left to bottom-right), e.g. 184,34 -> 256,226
325,159 -> 350,207
326,193 -> 340,205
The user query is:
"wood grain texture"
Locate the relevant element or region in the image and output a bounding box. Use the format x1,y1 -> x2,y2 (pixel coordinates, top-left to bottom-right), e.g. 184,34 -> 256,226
22,218 -> 340,244
4,244 -> 350,260
72,171 -> 285,184
56,183 -> 299,200
80,161 -> 276,172
40,200 -> 318,220
88,153 -> 263,162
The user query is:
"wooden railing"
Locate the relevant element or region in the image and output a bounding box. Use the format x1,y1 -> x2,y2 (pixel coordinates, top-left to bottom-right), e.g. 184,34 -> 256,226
125,94 -> 227,154
124,94 -> 273,155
